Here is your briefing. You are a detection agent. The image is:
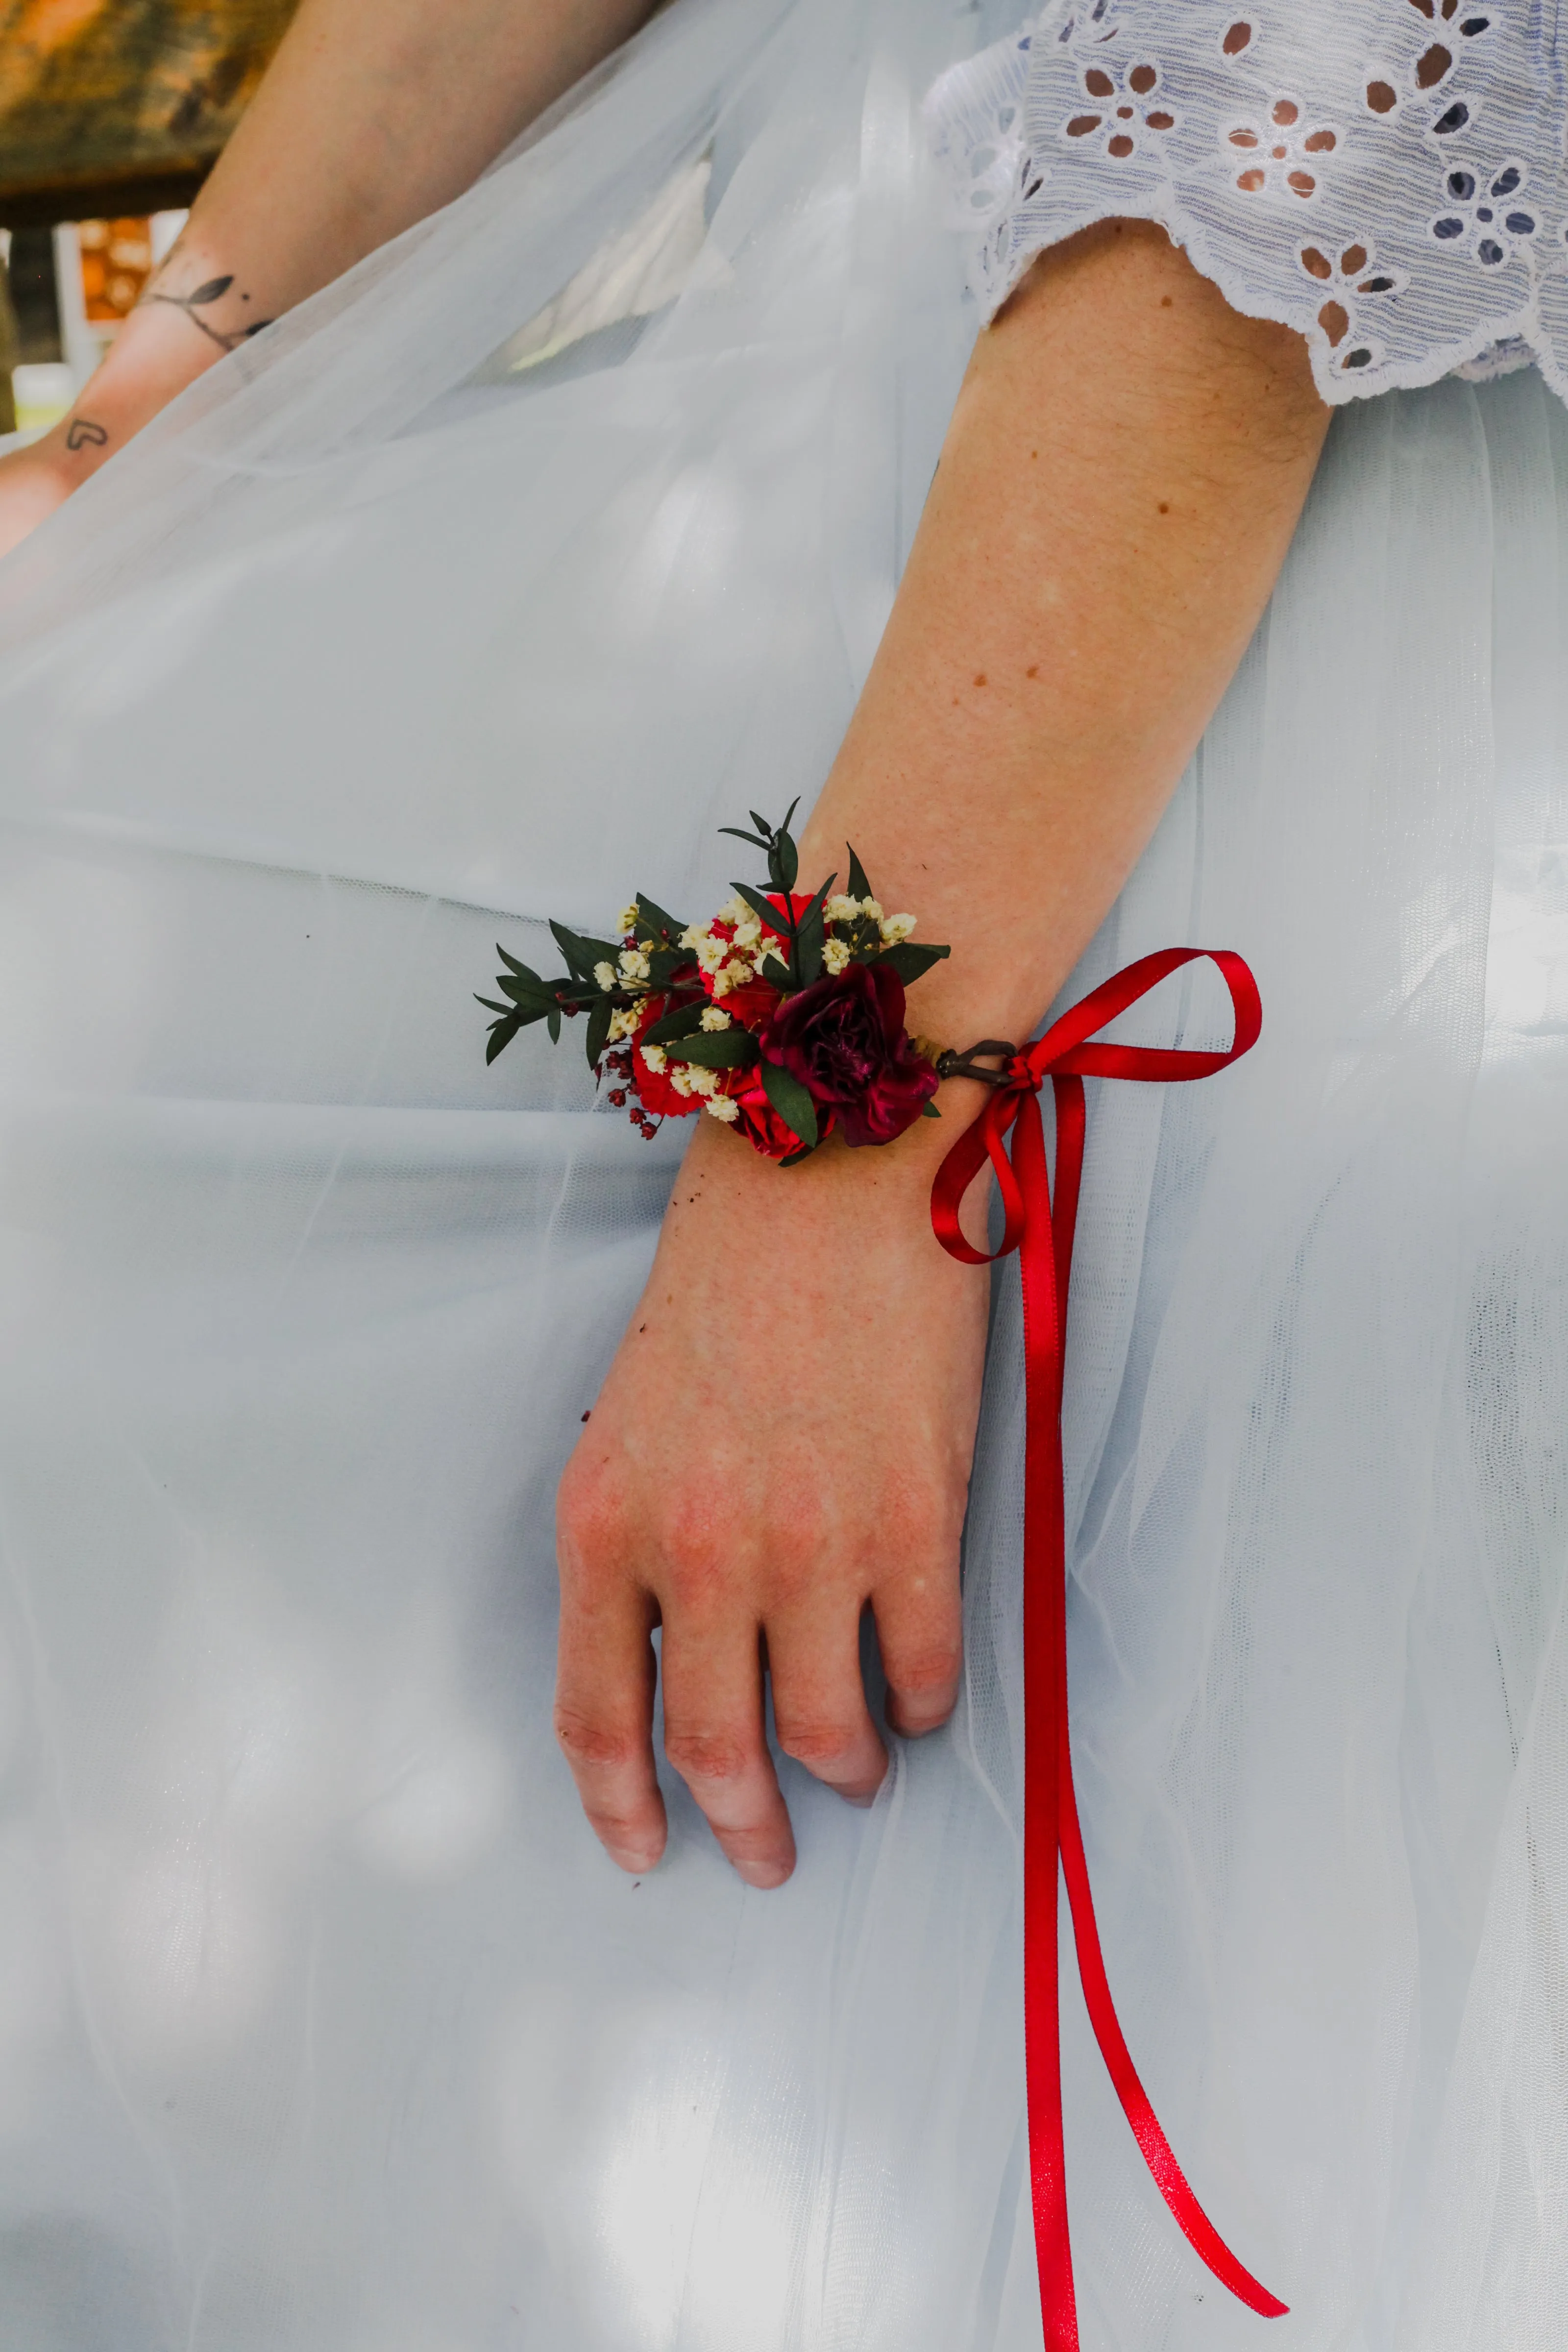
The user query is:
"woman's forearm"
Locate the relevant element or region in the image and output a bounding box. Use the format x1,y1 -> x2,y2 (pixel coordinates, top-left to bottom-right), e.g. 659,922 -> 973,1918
798,220 -> 1330,1062
32,0 -> 659,488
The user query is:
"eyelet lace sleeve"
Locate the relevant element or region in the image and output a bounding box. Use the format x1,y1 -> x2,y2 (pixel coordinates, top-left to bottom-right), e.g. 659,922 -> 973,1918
925,0 -> 1568,406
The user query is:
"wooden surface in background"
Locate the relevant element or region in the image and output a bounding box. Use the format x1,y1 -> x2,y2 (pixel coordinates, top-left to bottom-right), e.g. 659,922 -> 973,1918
0,0 -> 299,222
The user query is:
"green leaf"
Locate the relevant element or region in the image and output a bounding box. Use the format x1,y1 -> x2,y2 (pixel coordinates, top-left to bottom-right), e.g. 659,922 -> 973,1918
496,973 -> 554,1005
780,797 -> 800,837
641,999 -> 710,1047
772,829 -> 799,894
845,845 -> 873,905
760,1059 -> 818,1150
546,1007 -> 561,1044
877,940 -> 952,987
921,1100 -> 942,1118
732,882 -> 793,952
585,995 -> 613,1070
760,954 -> 792,992
779,1145 -> 816,1167
748,809 -> 772,838
646,945 -> 696,987
485,1014 -> 523,1064
549,920 -> 621,980
664,1030 -> 760,1070
495,943 -> 542,982
635,894 -> 686,946
792,872 -> 836,989
719,826 -> 770,852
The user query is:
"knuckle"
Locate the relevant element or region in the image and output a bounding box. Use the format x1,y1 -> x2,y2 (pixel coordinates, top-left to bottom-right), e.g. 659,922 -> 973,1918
885,1643 -> 963,1703
775,1716 -> 864,1772
664,1726 -> 755,1786
554,1705 -> 641,1775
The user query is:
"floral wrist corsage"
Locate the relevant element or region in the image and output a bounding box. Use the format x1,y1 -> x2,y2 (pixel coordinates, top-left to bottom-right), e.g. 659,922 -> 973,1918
479,806 -> 953,1162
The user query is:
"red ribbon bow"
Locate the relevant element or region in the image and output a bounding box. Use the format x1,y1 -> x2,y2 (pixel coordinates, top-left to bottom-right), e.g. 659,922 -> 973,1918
931,948 -> 1283,2351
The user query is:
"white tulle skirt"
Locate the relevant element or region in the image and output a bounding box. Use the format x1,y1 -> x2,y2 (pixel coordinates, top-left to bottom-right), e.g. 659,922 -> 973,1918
0,1 -> 1565,2346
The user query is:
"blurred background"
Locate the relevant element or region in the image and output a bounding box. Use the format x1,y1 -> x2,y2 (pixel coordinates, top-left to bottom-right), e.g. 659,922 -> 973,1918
0,0 -> 298,433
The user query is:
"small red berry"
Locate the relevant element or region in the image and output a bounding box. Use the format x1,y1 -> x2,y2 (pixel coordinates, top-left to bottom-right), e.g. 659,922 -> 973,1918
608,1088 -> 627,1107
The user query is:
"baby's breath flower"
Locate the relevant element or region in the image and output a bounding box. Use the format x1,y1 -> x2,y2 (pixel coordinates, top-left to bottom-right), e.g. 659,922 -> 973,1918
859,897 -> 883,926
700,1007 -> 732,1031
594,960 -> 617,990
679,922 -> 707,951
686,1065 -> 719,1098
694,935 -> 728,975
618,946 -> 651,981
824,893 -> 859,926
670,1066 -> 694,1098
731,917 -> 762,951
714,895 -> 751,928
879,912 -> 915,944
712,957 -> 754,998
641,1043 -> 668,1074
703,1095 -> 740,1124
616,903 -> 640,936
823,936 -> 851,976
608,1007 -> 638,1043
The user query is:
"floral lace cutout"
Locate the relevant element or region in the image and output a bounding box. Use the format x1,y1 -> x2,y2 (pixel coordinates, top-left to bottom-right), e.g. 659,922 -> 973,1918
923,0 -> 1568,408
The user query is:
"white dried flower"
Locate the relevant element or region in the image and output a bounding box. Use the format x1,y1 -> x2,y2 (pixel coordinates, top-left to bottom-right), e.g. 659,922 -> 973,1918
700,1007 -> 732,1031
679,922 -> 707,951
695,934 -> 728,975
823,936 -> 851,976
616,903 -> 640,936
641,1043 -> 667,1074
670,1066 -> 694,1098
687,1065 -> 719,1098
703,1095 -> 740,1124
859,897 -> 883,925
594,960 -> 617,991
823,894 -> 859,926
715,895 -> 751,928
618,947 -> 651,981
879,912 -> 915,944
608,1007 -> 638,1043
731,917 -> 762,951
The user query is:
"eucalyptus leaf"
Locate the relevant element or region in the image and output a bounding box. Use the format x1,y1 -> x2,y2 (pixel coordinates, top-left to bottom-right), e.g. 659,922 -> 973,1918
495,943 -> 540,981
760,1059 -> 818,1150
775,831 -> 799,893
731,882 -> 793,955
641,999 -> 710,1047
792,872 -> 836,989
547,1007 -> 561,1044
635,894 -> 686,946
878,940 -> 952,986
485,1015 -> 522,1065
549,920 -> 622,980
718,826 -> 770,852
845,845 -> 873,905
760,955 -> 792,992
664,1030 -> 759,1070
585,995 -> 613,1070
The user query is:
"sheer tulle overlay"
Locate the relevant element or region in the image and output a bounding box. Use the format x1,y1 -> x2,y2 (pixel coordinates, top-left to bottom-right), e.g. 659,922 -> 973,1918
0,1 -> 1565,2345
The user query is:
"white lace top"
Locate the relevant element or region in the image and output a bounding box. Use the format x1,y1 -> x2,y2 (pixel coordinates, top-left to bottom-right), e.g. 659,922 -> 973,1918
926,0 -> 1568,405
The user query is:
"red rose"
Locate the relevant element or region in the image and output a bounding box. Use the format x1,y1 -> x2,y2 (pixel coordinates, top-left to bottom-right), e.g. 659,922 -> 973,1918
757,960 -> 937,1147
629,993 -> 700,1121
729,1070 -> 837,1160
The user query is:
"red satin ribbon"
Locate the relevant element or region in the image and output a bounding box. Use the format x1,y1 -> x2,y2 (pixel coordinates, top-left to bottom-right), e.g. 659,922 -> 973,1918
930,948 -> 1284,2351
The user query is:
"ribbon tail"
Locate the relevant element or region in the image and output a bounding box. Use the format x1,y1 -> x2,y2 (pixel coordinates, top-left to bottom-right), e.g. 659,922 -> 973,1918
1014,1088 -> 1080,2352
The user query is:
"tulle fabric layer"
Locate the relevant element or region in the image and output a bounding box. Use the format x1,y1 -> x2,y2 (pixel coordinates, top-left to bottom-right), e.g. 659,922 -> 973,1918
0,0 -> 1565,2344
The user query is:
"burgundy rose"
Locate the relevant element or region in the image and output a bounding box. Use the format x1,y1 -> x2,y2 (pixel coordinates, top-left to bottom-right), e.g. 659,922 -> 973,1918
758,960 -> 938,1148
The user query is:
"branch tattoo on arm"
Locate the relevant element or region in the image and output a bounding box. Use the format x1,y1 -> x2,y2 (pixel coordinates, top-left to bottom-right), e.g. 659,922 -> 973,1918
147,273 -> 274,353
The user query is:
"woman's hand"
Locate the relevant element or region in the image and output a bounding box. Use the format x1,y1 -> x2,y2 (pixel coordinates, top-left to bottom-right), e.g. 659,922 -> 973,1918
555,1107 -> 990,1888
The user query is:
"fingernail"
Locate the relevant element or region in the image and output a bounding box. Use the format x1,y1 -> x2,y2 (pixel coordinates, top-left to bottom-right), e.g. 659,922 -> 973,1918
735,1857 -> 793,1890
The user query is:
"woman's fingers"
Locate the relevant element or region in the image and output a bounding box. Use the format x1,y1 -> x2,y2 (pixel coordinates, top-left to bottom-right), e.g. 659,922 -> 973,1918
874,1564 -> 964,1739
659,1612 -> 796,1889
766,1604 -> 887,1805
554,1579 -> 667,1875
